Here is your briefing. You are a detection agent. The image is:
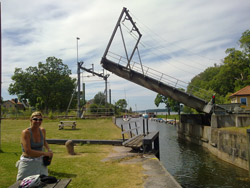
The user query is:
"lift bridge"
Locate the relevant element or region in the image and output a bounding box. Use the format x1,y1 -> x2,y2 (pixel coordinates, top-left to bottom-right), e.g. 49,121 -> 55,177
101,7 -> 216,114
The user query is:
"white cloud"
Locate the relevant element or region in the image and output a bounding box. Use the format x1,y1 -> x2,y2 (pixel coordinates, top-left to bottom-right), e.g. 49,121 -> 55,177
1,0 -> 250,110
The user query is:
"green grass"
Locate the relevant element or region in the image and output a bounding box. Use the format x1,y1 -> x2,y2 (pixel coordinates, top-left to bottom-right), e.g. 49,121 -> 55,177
0,118 -> 144,188
220,126 -> 250,134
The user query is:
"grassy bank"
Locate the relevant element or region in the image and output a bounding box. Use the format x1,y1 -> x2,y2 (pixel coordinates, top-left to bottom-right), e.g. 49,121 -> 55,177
220,126 -> 250,134
0,118 -> 144,188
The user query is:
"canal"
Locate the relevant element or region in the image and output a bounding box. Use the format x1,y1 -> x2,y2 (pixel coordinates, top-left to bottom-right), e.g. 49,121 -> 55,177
116,118 -> 250,188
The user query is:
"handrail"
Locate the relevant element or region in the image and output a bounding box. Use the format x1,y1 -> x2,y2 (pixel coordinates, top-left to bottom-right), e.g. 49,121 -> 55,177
107,52 -> 211,101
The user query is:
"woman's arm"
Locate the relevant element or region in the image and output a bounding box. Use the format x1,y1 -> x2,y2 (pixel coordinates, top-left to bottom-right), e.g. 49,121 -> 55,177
41,128 -> 53,153
21,129 -> 53,158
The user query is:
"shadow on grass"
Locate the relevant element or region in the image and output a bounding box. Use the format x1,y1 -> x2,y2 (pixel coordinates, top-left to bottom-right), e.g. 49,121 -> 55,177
0,149 -> 3,153
49,170 -> 77,178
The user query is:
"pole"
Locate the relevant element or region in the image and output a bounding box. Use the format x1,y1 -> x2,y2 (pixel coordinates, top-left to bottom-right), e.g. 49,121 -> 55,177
82,83 -> 85,103
77,62 -> 81,118
109,89 -> 111,104
146,118 -> 149,135
105,78 -> 108,104
66,86 -> 76,116
143,119 -> 145,136
0,2 -> 2,150
76,37 -> 81,118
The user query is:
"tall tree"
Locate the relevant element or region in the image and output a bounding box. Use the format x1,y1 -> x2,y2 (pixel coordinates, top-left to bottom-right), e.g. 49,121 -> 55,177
115,99 -> 127,112
154,94 -> 171,115
239,29 -> 250,53
8,57 -> 76,112
93,92 -> 106,106
187,29 -> 250,104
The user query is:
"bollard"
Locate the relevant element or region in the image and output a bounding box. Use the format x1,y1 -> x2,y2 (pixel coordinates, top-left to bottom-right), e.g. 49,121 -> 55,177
247,129 -> 250,176
146,118 -> 149,135
65,140 -> 75,155
143,119 -> 145,136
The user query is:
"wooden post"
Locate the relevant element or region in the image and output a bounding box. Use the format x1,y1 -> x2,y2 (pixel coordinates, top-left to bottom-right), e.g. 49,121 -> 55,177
121,124 -> 125,141
128,123 -> 132,138
65,140 -> 75,155
247,129 -> 250,175
154,134 -> 160,159
143,119 -> 145,136
135,122 -> 138,135
146,118 -> 149,135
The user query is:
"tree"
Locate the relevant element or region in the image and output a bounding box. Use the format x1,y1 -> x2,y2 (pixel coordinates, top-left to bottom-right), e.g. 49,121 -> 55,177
93,92 -> 106,106
187,29 -> 250,104
154,94 -> 171,115
155,89 -> 183,115
239,29 -> 250,53
8,57 -> 76,113
115,99 -> 127,112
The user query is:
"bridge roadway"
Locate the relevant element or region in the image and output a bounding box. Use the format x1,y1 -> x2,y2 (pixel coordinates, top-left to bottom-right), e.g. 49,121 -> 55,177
101,57 -> 213,113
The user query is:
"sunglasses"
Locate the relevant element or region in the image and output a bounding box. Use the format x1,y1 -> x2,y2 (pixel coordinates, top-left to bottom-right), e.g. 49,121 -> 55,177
32,118 -> 43,122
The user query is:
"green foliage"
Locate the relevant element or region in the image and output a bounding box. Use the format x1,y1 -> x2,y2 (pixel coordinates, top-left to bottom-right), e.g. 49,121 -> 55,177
88,103 -> 114,116
182,106 -> 195,114
90,103 -> 98,113
115,99 -> 127,112
93,92 -> 106,106
154,94 -> 181,115
154,94 -> 165,107
187,29 -> 250,103
239,29 -> 250,53
8,57 -> 76,113
48,111 -> 55,119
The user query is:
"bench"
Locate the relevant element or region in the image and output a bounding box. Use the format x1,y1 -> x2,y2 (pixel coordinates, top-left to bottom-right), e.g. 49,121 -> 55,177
123,134 -> 144,149
8,178 -> 71,188
58,121 -> 76,130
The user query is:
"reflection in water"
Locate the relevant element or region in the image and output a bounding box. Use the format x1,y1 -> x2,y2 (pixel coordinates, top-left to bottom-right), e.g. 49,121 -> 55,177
116,118 -> 250,188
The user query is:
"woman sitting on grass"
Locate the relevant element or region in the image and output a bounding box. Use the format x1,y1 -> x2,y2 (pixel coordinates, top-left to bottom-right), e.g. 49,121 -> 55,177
16,111 -> 53,180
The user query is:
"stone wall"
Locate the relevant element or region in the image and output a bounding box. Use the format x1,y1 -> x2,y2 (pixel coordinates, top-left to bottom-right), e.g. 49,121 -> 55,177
211,114 -> 250,128
178,113 -> 250,170
178,114 -> 211,145
216,130 -> 248,170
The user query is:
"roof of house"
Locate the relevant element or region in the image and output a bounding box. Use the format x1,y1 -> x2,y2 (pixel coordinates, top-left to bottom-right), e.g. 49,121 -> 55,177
3,99 -> 23,105
230,85 -> 250,97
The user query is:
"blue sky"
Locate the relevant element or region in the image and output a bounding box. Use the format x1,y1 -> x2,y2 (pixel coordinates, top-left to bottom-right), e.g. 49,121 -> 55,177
1,0 -> 250,111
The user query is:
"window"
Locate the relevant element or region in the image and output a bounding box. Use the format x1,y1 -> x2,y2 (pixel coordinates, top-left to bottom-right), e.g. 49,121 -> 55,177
231,98 -> 236,103
240,98 -> 247,105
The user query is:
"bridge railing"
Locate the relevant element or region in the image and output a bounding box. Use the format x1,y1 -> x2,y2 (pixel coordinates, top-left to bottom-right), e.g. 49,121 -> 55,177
107,51 -> 211,101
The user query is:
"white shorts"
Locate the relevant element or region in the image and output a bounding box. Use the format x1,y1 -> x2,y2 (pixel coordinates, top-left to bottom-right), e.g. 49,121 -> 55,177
16,156 -> 48,181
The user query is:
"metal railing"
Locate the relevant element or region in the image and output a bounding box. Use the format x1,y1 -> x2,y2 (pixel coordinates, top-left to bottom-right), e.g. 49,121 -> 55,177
107,52 -> 212,101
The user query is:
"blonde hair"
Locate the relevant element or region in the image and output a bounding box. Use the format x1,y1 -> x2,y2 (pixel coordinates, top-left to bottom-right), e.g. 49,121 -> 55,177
30,111 -> 43,120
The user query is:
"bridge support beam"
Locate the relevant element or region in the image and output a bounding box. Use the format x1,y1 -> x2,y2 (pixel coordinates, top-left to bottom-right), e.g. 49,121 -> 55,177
101,58 -> 208,113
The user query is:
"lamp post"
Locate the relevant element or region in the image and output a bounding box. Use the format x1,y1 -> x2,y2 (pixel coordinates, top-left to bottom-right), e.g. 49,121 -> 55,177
76,37 -> 81,118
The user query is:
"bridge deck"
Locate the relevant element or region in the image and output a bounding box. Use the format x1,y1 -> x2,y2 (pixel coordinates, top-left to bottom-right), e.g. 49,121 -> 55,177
101,58 -> 213,113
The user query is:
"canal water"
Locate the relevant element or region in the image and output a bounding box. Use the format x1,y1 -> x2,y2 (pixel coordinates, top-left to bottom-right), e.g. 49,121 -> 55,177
116,118 -> 250,188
